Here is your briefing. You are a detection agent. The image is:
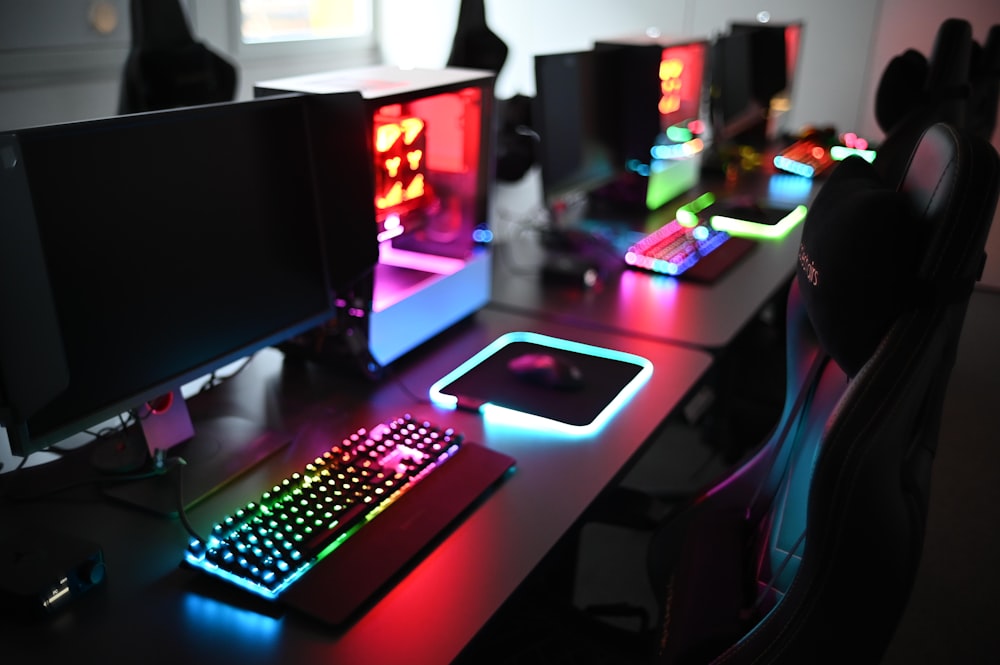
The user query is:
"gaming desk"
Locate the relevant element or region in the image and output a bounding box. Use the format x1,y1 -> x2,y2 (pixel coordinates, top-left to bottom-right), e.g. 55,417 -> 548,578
491,169 -> 819,352
0,307 -> 712,665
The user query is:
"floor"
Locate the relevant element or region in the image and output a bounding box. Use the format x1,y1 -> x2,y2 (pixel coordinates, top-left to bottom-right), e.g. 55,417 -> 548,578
455,286 -> 1000,664
880,287 -> 1000,664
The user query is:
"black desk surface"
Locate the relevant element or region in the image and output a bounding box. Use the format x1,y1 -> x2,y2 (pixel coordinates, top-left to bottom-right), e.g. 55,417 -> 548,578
491,168 -> 819,351
0,307 -> 712,665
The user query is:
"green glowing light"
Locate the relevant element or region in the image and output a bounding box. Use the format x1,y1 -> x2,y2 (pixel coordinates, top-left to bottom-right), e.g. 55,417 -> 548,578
665,124 -> 693,143
830,145 -> 877,163
676,192 -> 716,227
710,204 -> 808,239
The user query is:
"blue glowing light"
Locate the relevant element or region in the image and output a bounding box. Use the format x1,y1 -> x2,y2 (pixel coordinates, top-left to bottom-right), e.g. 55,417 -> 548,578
768,174 -> 814,201
773,155 -> 815,178
428,332 -> 653,435
627,158 -> 651,176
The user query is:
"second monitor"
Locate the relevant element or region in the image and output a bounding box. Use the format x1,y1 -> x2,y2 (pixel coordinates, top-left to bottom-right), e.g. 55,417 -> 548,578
533,36 -> 710,221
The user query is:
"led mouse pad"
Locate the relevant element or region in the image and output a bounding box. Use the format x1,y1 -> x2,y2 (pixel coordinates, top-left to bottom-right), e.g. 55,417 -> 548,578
430,332 -> 653,433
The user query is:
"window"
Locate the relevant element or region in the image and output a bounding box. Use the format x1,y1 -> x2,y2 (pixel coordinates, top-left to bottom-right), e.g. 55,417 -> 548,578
240,0 -> 372,44
233,0 -> 375,60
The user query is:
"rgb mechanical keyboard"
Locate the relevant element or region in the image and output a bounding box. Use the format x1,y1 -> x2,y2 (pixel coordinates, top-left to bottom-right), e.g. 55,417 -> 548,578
624,219 -> 731,277
773,138 -> 836,178
184,414 -> 466,599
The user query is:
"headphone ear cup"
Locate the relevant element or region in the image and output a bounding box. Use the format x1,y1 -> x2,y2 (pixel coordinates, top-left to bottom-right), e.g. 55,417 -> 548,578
875,49 -> 930,134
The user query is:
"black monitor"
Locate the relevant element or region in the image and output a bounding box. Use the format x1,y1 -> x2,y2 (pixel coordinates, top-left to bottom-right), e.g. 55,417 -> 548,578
532,48 -> 622,216
0,93 -> 376,509
729,24 -> 788,107
725,21 -> 805,142
709,29 -> 767,146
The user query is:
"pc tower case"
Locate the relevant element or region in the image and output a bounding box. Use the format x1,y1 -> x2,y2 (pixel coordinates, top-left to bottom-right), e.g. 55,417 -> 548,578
256,66 -> 496,371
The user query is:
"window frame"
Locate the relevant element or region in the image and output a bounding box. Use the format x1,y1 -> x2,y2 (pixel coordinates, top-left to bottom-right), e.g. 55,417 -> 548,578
0,0 -> 379,84
225,0 -> 378,63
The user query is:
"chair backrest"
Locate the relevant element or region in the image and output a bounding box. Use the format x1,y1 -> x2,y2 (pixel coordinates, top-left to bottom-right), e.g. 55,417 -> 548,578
649,122 -> 999,664
446,0 -> 508,74
969,24 -> 1000,141
118,0 -> 238,114
874,18 -> 973,187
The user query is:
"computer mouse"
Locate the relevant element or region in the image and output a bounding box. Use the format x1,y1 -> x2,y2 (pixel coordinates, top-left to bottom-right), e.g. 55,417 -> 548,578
506,352 -> 584,390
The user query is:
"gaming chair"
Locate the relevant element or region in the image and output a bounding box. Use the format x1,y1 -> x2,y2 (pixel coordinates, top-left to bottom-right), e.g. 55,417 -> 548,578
446,0 -> 508,74
873,18 -> 973,186
969,24 -> 1000,142
647,122 -> 999,663
118,0 -> 238,114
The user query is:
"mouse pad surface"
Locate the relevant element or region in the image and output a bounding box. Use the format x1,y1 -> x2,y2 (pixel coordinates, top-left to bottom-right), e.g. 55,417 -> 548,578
430,332 -> 652,430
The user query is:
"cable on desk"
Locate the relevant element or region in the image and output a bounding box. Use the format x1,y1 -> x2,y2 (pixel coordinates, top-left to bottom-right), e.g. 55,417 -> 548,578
195,355 -> 256,394
170,455 -> 205,545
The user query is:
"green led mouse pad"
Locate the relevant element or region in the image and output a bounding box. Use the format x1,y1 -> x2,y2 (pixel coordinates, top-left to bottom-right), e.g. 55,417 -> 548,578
429,332 -> 653,431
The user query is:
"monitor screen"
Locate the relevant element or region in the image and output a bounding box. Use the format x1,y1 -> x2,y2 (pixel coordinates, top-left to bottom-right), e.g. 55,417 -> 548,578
532,49 -> 622,210
729,23 -> 789,107
0,94 -> 370,459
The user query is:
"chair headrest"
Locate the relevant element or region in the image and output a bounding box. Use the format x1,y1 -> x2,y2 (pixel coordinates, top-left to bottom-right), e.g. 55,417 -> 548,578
796,157 -> 922,376
875,50 -> 929,134
130,0 -> 196,50
926,18 -> 973,91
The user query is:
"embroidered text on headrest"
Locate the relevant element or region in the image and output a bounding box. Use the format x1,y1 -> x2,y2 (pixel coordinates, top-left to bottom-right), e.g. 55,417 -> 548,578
799,243 -> 819,285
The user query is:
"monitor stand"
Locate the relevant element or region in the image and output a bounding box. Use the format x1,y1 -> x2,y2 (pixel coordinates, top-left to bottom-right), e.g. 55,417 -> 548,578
98,391 -> 291,517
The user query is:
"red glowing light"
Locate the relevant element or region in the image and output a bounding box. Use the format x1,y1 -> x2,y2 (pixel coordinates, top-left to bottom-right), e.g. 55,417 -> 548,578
810,146 -> 826,160
147,392 -> 174,415
657,43 -> 706,130
840,132 -> 869,151
373,109 -> 427,213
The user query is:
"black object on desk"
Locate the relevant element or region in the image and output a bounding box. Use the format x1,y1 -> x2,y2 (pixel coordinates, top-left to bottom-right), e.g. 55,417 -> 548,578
0,526 -> 106,617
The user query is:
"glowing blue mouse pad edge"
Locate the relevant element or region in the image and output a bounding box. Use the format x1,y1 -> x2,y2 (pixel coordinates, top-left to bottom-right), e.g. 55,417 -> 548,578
429,332 -> 653,433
